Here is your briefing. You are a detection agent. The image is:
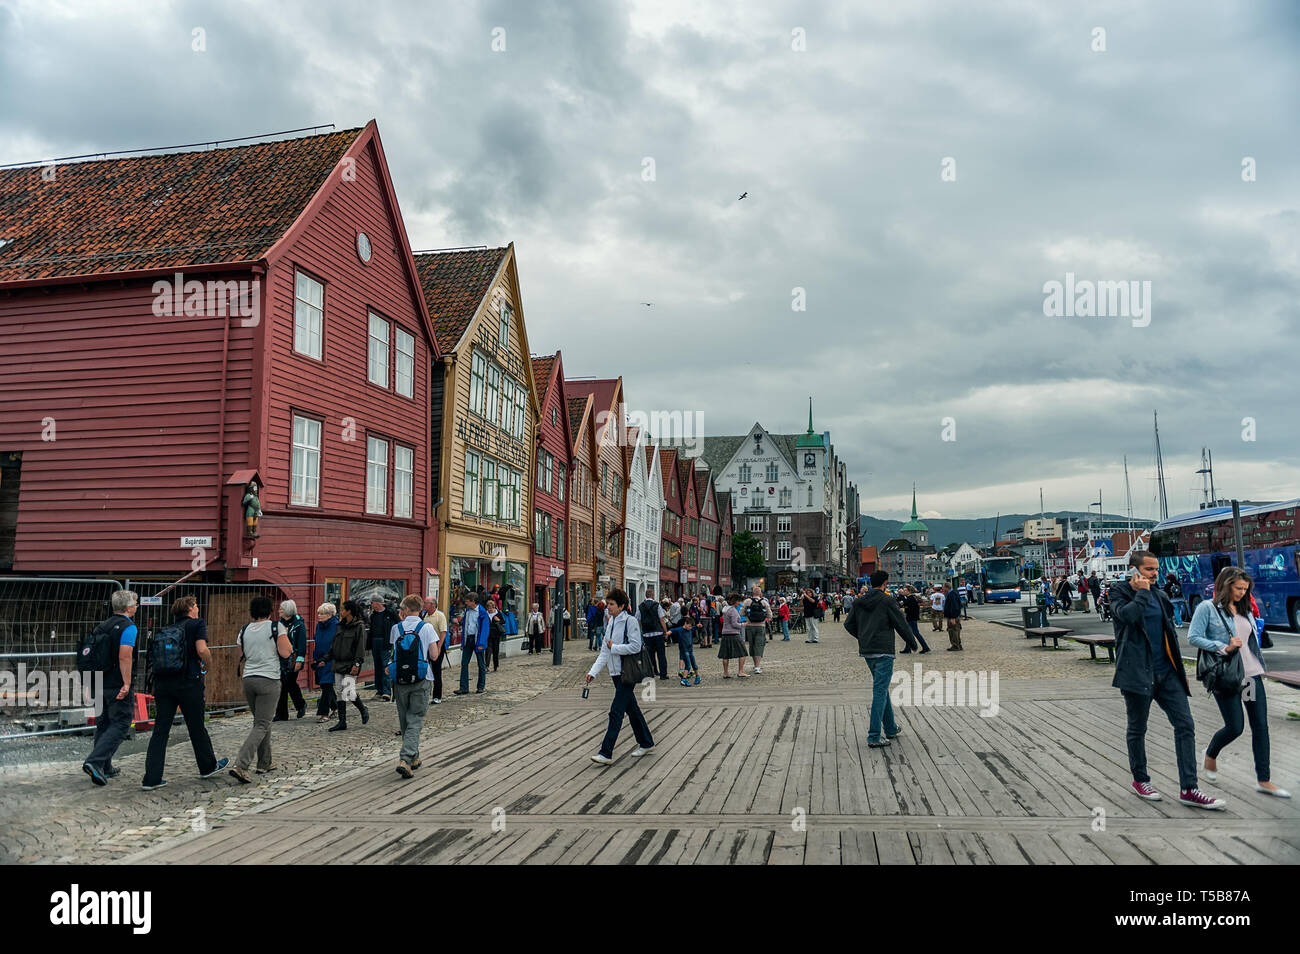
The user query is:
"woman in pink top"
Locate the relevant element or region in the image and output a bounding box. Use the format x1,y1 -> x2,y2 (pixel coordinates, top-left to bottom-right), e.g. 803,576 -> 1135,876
1188,566 -> 1289,798
717,593 -> 748,679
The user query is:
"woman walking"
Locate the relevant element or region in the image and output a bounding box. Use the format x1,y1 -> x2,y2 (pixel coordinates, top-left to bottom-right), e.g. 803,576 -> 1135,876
899,586 -> 932,654
718,593 -> 749,679
527,602 -> 546,655
230,597 -> 292,783
312,603 -> 340,722
328,601 -> 370,731
274,600 -> 309,721
1189,567 -> 1290,798
585,588 -> 654,764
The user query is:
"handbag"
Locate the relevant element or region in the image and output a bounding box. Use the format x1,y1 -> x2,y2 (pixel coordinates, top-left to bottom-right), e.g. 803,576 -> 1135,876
615,614 -> 655,686
1195,608 -> 1247,695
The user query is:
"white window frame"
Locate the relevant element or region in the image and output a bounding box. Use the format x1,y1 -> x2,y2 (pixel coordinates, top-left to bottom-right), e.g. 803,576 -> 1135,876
557,462 -> 565,502
470,353 -> 486,416
394,327 -> 415,399
294,271 -> 323,360
482,459 -> 498,519
777,540 -> 792,561
738,464 -> 751,483
290,414 -> 321,507
485,365 -> 501,426
464,451 -> 480,515
766,463 -> 779,482
749,516 -> 765,533
368,313 -> 390,388
498,301 -> 512,349
366,436 -> 389,515
394,444 -> 414,518
777,515 -> 792,533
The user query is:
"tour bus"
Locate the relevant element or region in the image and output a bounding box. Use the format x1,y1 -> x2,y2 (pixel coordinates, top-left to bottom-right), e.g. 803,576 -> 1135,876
980,556 -> 1022,602
1148,498 -> 1300,631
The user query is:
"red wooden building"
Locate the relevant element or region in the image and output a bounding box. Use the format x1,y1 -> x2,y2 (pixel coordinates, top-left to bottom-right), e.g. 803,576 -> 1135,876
678,458 -> 701,595
694,468 -> 721,596
0,122 -> 440,604
530,351 -> 572,641
716,488 -> 734,592
659,447 -> 684,597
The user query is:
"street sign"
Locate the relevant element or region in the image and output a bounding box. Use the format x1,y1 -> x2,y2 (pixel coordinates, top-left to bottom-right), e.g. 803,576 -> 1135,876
140,596 -> 163,607
180,536 -> 213,548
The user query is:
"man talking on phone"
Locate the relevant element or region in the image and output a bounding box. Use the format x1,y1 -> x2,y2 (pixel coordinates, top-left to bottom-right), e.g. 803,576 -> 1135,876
1110,551 -> 1224,810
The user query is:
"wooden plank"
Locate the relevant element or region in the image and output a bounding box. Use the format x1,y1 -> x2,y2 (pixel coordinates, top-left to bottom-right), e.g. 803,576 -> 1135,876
804,827 -> 841,865
971,831 -> 1032,865
635,706 -> 740,814
839,828 -> 880,864
872,830 -> 915,864
908,830 -> 956,864
752,705 -> 802,814
767,827 -> 806,865
1008,832 -> 1075,865
943,830 -> 994,864
1049,832 -> 1116,865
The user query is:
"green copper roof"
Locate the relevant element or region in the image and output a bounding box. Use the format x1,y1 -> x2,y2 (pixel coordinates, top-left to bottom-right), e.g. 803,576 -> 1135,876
795,397 -> 822,447
900,486 -> 928,532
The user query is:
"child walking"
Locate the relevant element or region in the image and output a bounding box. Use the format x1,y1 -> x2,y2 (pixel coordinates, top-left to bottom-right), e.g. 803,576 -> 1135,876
676,616 -> 701,686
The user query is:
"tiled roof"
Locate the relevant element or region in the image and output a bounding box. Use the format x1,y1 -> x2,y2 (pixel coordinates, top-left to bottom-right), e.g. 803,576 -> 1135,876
696,430 -> 801,477
677,459 -> 696,510
693,470 -> 714,517
412,246 -> 509,349
564,389 -> 592,452
531,353 -> 557,404
659,447 -> 680,508
0,128 -> 364,284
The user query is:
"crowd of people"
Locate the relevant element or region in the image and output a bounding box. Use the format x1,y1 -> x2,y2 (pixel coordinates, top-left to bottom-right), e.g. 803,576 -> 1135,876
78,559 -> 1288,807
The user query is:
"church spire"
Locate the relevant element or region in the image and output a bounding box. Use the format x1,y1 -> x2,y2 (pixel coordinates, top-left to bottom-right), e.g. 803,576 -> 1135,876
807,397 -> 814,434
911,483 -> 918,520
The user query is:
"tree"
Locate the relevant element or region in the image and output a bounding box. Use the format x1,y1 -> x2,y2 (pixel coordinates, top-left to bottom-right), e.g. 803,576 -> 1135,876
731,530 -> 766,584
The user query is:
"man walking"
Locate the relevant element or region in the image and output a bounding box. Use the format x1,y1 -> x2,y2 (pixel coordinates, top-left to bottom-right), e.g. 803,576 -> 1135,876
367,596 -> 399,701
960,582 -> 972,620
82,589 -> 140,785
454,592 -> 490,695
929,586 -> 945,632
943,582 -> 964,651
1111,552 -> 1223,809
421,598 -> 447,704
389,595 -> 440,779
802,588 -> 820,643
637,586 -> 669,680
898,586 -> 932,655
844,571 -> 916,748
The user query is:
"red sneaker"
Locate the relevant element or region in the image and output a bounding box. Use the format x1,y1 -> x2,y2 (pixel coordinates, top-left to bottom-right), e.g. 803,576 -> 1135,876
1179,789 -> 1226,810
1131,780 -> 1162,801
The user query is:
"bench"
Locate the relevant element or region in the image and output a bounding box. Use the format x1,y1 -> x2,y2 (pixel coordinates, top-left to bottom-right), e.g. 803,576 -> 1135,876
1068,634 -> 1116,662
1025,626 -> 1072,649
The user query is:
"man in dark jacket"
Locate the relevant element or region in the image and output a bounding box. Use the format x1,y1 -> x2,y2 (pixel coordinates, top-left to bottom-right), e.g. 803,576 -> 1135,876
1111,552 -> 1223,809
274,601 -> 309,721
329,600 -> 370,730
368,597 -> 400,701
844,571 -> 916,748
942,584 -> 964,651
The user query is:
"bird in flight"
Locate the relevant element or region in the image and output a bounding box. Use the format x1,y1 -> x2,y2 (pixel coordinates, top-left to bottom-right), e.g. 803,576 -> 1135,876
738,192 -> 748,200
641,302 -> 654,306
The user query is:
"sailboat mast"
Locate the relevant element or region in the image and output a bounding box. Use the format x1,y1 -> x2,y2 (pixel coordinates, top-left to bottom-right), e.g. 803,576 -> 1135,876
1154,411 -> 1169,520
1124,456 -> 1133,537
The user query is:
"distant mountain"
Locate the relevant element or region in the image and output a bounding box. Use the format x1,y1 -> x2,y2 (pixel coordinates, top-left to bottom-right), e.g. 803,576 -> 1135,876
858,512 -> 1148,551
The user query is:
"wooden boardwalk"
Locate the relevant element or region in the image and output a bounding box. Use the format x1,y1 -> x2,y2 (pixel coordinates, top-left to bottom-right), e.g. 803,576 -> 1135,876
132,677 -> 1300,864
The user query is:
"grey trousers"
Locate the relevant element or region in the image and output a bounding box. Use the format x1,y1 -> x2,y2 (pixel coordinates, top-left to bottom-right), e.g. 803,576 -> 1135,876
806,616 -> 820,641
236,676 -> 279,772
394,680 -> 431,762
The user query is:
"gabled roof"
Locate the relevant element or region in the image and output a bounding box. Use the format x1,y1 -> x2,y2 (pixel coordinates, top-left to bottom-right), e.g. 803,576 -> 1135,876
530,354 -> 557,401
412,246 -> 510,349
696,426 -> 802,480
694,470 -> 718,523
563,382 -> 595,460
678,459 -> 698,515
659,446 -> 682,512
0,128 -> 366,286
531,351 -> 571,454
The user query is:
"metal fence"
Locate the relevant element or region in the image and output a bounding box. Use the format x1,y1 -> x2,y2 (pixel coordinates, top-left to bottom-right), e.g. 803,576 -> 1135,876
0,577 -> 344,739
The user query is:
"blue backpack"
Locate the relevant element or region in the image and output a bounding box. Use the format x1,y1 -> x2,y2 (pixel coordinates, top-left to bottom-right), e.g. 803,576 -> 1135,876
389,621 -> 429,685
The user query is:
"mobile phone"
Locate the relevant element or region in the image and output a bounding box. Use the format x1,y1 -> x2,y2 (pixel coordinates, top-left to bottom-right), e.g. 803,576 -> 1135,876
581,685 -> 590,699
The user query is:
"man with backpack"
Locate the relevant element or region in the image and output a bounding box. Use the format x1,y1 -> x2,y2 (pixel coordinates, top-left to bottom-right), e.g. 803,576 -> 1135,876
140,595 -> 227,790
844,572 -> 917,748
81,589 -> 141,786
390,595 -> 441,778
638,586 -> 669,680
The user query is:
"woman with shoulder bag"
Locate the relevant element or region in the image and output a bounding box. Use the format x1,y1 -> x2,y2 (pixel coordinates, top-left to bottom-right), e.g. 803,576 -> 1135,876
1188,566 -> 1289,798
527,602 -> 546,655
584,588 -> 654,765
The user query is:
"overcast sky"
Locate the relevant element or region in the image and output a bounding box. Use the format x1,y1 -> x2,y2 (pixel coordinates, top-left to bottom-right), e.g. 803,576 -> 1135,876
3,0 -> 1297,522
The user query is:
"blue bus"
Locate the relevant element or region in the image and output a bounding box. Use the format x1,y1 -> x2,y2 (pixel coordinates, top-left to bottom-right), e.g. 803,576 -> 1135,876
1148,499 -> 1300,631
980,556 -> 1022,603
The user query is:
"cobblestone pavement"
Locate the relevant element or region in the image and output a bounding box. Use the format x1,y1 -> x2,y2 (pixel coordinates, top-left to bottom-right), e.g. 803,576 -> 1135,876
4,619 -> 1297,864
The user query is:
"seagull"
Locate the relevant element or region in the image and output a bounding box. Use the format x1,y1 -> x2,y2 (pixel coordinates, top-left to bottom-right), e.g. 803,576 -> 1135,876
738,192 -> 748,200
641,302 -> 654,306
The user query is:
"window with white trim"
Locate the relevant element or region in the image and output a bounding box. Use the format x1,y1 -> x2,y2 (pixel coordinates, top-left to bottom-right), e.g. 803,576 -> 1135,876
779,487 -> 792,508
290,414 -> 321,506
498,301 -> 512,349
470,353 -> 486,415
777,516 -> 791,533
777,540 -> 791,561
394,444 -> 414,518
395,327 -> 415,398
482,459 -> 498,518
367,313 -> 389,387
294,271 -> 323,360
738,464 -> 751,483
464,451 -> 480,514
765,463 -> 779,482
366,437 -> 388,514
557,463 -> 565,502
749,516 -> 766,533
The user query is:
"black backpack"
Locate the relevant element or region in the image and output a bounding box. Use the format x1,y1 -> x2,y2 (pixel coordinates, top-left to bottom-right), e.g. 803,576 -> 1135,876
638,599 -> 661,635
148,623 -> 189,678
746,599 -> 767,623
77,617 -> 127,673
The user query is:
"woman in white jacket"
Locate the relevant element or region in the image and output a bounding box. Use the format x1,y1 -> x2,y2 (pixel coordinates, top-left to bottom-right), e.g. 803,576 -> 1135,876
1188,566 -> 1289,798
585,588 -> 655,765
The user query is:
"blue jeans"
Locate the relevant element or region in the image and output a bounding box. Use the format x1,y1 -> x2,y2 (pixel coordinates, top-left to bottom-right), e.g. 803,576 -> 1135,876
676,632 -> 698,673
460,644 -> 486,692
589,623 -> 604,651
863,655 -> 898,744
780,619 -> 790,640
600,675 -> 653,757
907,620 -> 931,653
371,642 -> 389,696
